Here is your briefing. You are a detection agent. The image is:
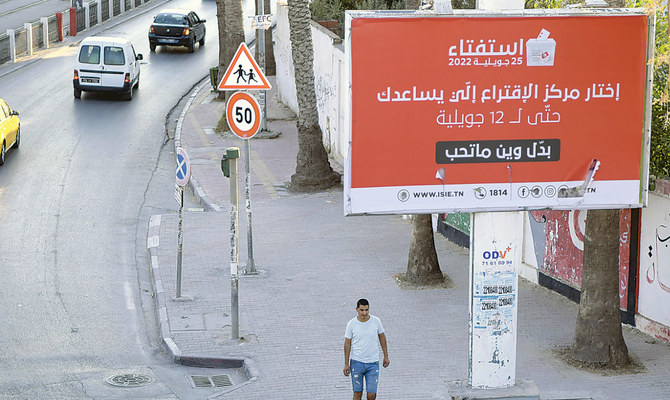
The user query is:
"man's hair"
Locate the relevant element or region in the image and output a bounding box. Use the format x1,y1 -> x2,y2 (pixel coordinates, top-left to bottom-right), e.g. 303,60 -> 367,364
357,298 -> 369,308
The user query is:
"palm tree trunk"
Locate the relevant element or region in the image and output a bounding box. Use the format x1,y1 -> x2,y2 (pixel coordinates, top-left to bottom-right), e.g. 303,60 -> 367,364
216,0 -> 245,100
287,0 -> 340,191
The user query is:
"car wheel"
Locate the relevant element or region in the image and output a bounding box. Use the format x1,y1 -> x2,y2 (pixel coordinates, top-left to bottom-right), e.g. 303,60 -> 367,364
199,35 -> 205,47
134,74 -> 140,89
74,88 -> 81,99
187,40 -> 195,53
13,126 -> 20,149
124,85 -> 133,101
150,43 -> 156,52
0,142 -> 5,166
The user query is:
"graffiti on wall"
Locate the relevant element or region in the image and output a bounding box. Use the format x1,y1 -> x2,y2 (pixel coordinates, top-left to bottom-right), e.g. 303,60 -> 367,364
527,209 -> 630,308
639,194 -> 670,328
646,224 -> 670,293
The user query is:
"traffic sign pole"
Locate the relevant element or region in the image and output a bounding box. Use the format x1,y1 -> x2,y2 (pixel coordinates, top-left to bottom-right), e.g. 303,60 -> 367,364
175,148 -> 191,300
244,139 -> 257,274
176,186 -> 184,298
226,92 -> 262,275
255,0 -> 267,132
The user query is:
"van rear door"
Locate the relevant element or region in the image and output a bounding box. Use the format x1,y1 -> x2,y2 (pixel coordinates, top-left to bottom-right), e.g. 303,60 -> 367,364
77,44 -> 102,87
101,46 -> 126,89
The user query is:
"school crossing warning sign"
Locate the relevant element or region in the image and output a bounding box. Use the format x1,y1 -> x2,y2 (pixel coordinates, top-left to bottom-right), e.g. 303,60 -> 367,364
218,42 -> 272,90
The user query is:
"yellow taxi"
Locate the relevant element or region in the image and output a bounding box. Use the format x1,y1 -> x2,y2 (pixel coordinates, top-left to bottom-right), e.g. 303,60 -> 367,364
0,99 -> 20,166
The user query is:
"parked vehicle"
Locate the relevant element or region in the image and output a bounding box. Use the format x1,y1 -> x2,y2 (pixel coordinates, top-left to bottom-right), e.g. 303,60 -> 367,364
148,9 -> 206,53
73,36 -> 143,100
0,99 -> 20,166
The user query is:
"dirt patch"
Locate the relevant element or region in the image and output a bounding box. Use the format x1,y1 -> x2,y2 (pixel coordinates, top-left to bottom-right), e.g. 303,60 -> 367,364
392,273 -> 455,290
553,346 -> 646,376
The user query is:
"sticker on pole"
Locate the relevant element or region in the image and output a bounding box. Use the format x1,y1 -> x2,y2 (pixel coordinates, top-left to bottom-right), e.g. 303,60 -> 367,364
218,42 -> 271,90
175,147 -> 191,187
226,91 -> 262,139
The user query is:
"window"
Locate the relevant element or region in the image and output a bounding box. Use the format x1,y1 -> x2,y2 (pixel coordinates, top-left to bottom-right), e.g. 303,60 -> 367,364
155,13 -> 187,25
104,46 -> 125,65
79,45 -> 100,64
0,101 -> 9,120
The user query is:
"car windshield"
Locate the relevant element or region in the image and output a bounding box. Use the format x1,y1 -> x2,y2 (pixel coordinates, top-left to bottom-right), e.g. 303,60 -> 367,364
154,13 -> 187,25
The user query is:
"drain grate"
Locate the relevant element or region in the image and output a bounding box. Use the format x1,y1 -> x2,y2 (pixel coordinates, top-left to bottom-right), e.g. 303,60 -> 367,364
189,374 -> 233,388
105,373 -> 155,387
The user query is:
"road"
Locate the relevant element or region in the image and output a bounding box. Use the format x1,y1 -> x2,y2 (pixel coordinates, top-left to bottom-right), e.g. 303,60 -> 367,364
0,0 -> 236,397
0,0 -> 72,33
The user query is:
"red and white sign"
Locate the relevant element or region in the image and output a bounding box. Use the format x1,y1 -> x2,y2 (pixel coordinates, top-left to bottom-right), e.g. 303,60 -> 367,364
218,42 -> 271,91
226,91 -> 262,139
344,11 -> 652,215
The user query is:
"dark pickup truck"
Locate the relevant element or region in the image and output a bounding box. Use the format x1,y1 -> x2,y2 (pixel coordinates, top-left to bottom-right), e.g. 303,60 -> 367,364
148,9 -> 206,53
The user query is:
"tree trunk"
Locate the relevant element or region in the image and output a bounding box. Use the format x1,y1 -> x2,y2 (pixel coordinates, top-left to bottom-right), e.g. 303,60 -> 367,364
571,209 -> 629,367
287,0 -> 340,192
216,0 -> 245,100
406,214 -> 445,285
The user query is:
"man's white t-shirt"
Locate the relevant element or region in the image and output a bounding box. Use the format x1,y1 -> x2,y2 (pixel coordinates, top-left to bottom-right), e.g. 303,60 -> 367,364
345,315 -> 385,363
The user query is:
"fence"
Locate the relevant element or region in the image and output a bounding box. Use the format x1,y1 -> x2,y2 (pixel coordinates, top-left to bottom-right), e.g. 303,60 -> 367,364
2,0 -> 155,64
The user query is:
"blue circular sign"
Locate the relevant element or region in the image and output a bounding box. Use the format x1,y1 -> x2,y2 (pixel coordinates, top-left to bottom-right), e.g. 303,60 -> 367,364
175,147 -> 191,187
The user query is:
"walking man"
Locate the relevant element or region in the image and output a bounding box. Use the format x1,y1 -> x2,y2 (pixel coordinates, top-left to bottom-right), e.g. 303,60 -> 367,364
344,299 -> 389,400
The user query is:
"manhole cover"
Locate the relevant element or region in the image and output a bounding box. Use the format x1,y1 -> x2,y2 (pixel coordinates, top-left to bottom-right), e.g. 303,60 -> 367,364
189,374 -> 233,388
105,373 -> 155,387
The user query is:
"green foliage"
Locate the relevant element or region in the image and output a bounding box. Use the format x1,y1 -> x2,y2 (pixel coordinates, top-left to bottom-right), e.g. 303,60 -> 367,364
310,0 -> 345,25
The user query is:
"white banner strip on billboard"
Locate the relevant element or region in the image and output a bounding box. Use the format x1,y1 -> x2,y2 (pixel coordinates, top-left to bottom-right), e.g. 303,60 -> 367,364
347,180 -> 641,215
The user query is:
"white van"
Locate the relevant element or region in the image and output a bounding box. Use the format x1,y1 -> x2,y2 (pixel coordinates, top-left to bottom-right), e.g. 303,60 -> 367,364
73,36 -> 143,100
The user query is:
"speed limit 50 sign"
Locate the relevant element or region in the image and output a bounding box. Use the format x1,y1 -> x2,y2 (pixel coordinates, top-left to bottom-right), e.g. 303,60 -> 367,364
226,91 -> 262,139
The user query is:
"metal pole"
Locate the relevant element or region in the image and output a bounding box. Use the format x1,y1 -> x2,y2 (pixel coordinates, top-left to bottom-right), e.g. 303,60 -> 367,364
176,187 -> 184,298
255,0 -> 267,131
244,139 -> 257,274
227,148 -> 240,340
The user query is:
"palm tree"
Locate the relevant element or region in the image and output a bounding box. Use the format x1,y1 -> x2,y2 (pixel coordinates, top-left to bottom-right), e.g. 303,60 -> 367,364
216,0 -> 245,100
287,0 -> 341,191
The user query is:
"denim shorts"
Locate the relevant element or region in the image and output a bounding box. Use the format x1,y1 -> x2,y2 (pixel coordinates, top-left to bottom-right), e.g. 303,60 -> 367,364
350,360 -> 379,393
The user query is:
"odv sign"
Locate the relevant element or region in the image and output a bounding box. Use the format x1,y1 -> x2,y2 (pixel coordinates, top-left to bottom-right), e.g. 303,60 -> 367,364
226,91 -> 262,139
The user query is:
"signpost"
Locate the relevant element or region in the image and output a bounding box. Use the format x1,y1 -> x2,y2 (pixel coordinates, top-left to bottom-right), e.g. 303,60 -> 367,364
218,42 -> 270,336
226,91 -> 262,274
175,147 -> 191,299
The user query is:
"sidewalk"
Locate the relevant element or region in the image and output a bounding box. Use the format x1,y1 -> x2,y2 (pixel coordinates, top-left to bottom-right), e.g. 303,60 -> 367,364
147,77 -> 670,399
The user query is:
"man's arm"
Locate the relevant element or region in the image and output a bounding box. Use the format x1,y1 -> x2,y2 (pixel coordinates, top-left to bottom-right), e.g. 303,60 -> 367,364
379,333 -> 389,368
343,338 -> 352,376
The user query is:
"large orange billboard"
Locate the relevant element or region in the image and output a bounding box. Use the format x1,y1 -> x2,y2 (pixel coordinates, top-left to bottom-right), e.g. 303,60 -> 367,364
344,10 -> 653,215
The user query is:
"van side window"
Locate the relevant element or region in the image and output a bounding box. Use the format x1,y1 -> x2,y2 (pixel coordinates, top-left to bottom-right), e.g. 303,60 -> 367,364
104,46 -> 125,65
79,45 -> 100,64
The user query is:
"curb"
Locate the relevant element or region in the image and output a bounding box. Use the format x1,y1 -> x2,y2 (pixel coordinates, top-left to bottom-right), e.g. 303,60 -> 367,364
173,79 -> 223,212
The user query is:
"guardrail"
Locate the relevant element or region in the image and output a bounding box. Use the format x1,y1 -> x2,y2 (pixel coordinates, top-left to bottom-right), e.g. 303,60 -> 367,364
2,0 -> 154,65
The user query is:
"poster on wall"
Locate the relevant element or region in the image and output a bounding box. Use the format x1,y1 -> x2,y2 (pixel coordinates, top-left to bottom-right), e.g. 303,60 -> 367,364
344,10 -> 652,215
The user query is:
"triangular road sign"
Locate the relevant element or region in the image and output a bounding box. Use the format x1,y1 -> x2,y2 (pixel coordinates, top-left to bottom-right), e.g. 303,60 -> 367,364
218,43 -> 272,91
